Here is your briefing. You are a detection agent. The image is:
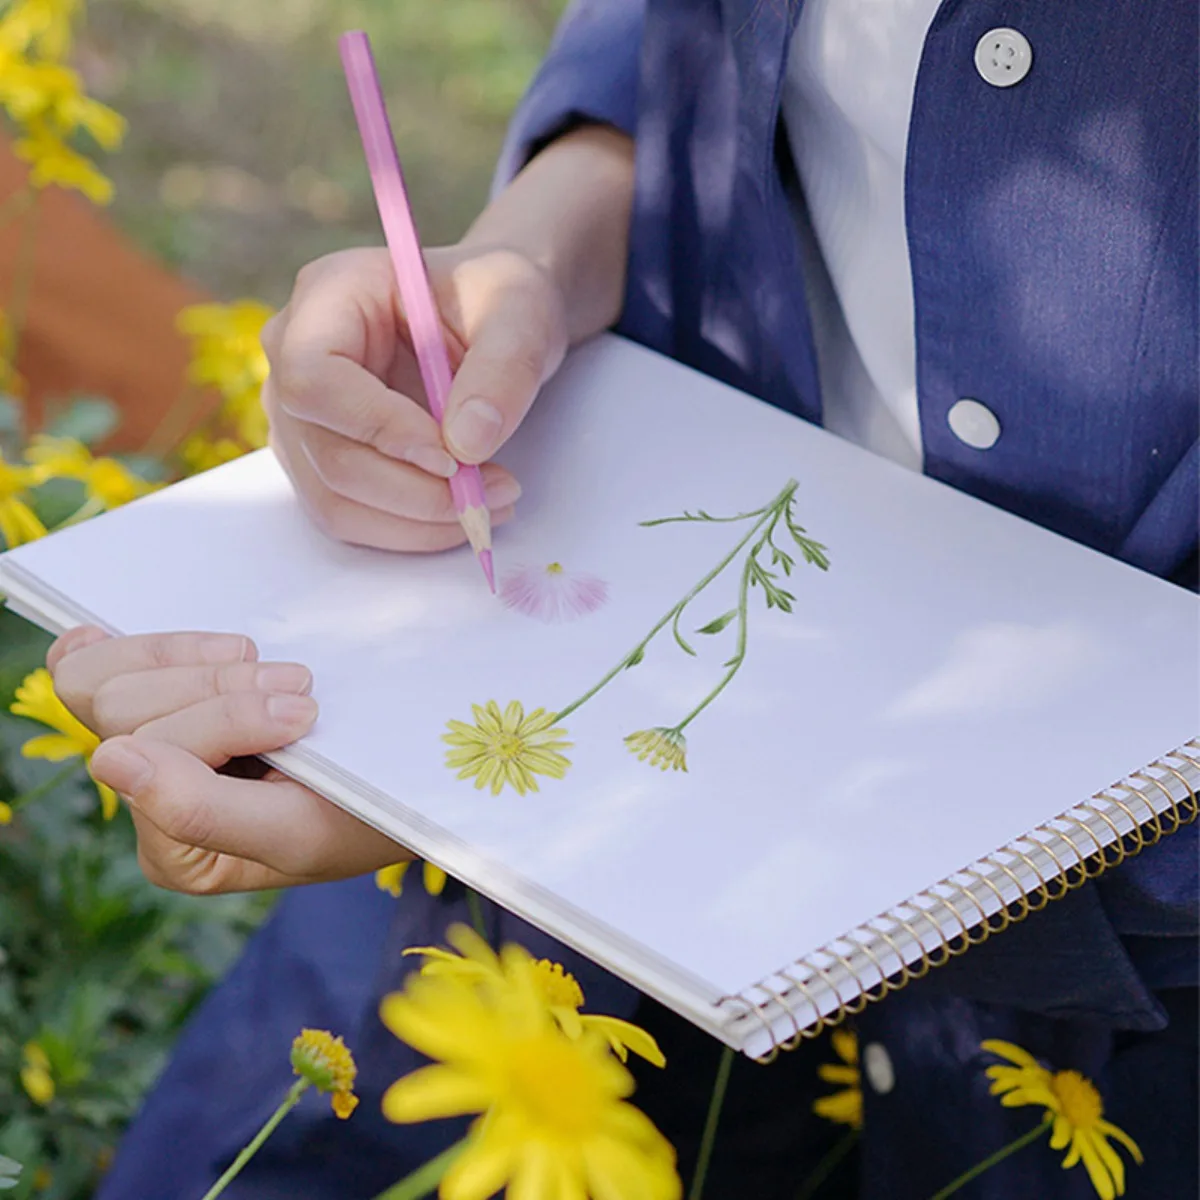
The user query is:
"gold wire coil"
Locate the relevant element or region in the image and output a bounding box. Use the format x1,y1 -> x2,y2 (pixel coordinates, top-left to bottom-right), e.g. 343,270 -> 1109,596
717,743 -> 1198,1062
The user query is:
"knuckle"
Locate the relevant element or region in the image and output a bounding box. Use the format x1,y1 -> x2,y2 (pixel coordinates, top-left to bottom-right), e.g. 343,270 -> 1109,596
272,358 -> 322,418
308,437 -> 359,494
89,679 -> 124,736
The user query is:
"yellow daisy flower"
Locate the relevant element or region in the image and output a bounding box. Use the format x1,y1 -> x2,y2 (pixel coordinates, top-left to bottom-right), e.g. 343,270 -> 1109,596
13,119 -> 114,205
0,453 -> 46,548
177,432 -> 245,476
625,727 -> 688,772
176,300 -> 273,402
9,667 -> 118,819
442,700 -> 572,796
813,1028 -> 863,1130
20,1042 -> 54,1106
290,1028 -> 359,1119
220,386 -> 268,449
0,0 -> 82,61
983,1040 -> 1143,1199
375,860 -> 449,899
403,923 -> 666,1067
380,943 -> 681,1200
0,59 -> 124,148
0,800 -> 12,824
25,436 -> 157,509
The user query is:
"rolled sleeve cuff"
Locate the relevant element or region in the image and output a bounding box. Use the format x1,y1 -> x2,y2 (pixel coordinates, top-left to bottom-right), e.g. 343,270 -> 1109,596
492,0 -> 644,195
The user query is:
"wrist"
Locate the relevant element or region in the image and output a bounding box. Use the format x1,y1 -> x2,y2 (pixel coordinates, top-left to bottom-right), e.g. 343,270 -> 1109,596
460,124 -> 635,345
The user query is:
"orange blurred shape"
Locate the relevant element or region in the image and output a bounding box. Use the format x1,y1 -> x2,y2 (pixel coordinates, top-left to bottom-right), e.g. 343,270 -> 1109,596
0,128 -> 217,453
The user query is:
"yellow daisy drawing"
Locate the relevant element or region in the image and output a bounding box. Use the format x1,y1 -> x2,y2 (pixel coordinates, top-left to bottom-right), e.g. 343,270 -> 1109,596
442,700 -> 571,796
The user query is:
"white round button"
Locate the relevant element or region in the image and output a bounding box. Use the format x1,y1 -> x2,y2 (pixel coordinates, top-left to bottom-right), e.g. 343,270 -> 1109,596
947,398 -> 1002,450
862,1042 -> 895,1094
974,28 -> 1033,87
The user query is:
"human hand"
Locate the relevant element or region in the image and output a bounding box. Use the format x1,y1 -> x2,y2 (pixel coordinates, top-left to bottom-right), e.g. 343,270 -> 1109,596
47,625 -> 411,895
261,242 -> 570,552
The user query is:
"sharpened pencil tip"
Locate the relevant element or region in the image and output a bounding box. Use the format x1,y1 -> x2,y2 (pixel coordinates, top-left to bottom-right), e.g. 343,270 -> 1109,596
480,549 -> 496,593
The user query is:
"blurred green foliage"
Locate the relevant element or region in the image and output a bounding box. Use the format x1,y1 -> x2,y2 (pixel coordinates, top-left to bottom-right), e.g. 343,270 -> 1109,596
0,3 -> 566,1191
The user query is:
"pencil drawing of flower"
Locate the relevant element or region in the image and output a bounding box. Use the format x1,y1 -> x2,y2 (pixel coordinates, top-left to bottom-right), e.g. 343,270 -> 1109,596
498,561 -> 609,623
625,727 -> 688,773
443,700 -> 572,796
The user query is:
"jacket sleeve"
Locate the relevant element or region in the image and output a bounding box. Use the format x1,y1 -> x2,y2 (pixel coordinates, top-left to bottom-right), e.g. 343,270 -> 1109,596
491,0 -> 644,195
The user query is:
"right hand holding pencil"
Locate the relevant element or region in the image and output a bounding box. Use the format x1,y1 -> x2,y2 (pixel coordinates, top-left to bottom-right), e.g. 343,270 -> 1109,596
260,242 -> 567,552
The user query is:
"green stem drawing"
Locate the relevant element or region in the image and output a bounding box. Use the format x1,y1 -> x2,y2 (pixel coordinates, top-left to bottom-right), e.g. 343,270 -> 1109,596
554,479 -> 826,726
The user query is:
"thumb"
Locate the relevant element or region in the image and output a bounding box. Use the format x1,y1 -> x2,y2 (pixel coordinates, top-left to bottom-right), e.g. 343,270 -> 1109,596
442,274 -> 567,465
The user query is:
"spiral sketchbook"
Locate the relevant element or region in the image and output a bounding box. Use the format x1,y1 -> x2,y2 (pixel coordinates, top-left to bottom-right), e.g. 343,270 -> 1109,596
1,334 -> 1197,1061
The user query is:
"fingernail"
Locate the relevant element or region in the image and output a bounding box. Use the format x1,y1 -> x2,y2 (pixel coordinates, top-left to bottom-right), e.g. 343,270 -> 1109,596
256,664 -> 312,693
267,694 -> 318,722
485,476 -> 522,509
398,443 -> 459,478
93,742 -> 153,796
447,398 -> 504,461
200,634 -> 254,663
61,626 -> 106,654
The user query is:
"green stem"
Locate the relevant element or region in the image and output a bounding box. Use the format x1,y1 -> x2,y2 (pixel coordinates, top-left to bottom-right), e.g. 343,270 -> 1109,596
371,1138 -> 469,1200
5,190 -> 40,364
926,1118 -> 1050,1200
794,1129 -> 859,1200
554,486 -> 794,724
5,759 -> 83,816
200,1078 -> 310,1200
465,888 -> 488,941
0,188 -> 34,235
676,533 -> 756,733
688,1045 -> 735,1200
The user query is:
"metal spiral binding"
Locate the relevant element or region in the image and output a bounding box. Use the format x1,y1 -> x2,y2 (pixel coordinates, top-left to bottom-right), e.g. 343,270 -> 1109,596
716,739 -> 1200,1064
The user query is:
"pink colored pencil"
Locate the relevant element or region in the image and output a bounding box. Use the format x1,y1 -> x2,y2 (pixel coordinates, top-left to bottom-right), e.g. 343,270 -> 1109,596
338,30 -> 495,592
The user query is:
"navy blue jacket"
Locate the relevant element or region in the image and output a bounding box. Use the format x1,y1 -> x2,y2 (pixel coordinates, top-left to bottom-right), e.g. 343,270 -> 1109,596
97,3 -> 1197,1197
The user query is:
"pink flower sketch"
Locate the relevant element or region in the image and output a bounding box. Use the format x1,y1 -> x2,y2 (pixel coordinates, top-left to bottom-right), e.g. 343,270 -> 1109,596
499,562 -> 609,624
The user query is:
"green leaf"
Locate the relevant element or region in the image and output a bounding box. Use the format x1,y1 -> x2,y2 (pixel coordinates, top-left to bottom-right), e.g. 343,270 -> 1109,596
671,613 -> 696,656
696,609 -> 737,635
44,397 -> 119,447
0,1156 -> 20,1190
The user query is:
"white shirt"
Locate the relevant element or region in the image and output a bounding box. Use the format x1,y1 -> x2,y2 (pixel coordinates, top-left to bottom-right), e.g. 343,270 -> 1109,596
781,0 -> 944,472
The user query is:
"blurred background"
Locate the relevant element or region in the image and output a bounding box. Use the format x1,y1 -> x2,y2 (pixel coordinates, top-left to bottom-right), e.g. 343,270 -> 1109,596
0,3 -> 566,1195
81,0 -> 563,302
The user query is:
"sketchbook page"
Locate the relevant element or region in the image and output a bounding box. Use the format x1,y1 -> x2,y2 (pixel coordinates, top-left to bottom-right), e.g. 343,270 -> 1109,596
2,333 -> 1197,1009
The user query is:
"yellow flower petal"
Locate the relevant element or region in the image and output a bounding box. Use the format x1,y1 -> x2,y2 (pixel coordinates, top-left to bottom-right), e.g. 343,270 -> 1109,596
441,1125 -> 516,1200
0,800 -> 12,824
981,1039 -> 1042,1070
19,734 -> 85,762
1095,1120 -> 1143,1165
381,1064 -> 493,1124
1090,1127 -> 1127,1197
96,780 -> 119,821
1077,1130 -> 1116,1200
581,1015 -> 666,1068
818,1064 -> 860,1085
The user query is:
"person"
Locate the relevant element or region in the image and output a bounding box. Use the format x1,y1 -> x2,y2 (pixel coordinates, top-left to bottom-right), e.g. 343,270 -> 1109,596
57,1 -> 1195,1196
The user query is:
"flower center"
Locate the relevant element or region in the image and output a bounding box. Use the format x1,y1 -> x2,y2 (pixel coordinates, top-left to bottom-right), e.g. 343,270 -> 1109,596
545,562 -> 564,575
1051,1070 -> 1103,1128
533,960 -> 585,1011
491,731 -> 526,761
506,1035 -> 606,1136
